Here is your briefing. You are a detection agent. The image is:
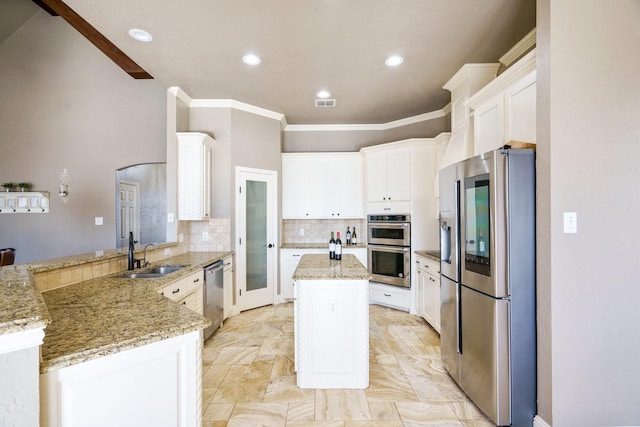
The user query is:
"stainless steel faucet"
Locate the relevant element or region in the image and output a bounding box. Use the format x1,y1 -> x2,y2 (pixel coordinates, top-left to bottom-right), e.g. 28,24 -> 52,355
143,243 -> 157,267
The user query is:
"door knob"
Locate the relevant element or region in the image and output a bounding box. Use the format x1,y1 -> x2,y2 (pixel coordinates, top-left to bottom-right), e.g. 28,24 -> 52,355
268,243 -> 274,248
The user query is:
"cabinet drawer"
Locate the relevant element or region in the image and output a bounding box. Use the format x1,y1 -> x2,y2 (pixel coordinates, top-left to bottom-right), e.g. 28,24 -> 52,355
421,257 -> 440,275
223,256 -> 233,271
160,271 -> 202,301
369,282 -> 410,311
177,287 -> 202,314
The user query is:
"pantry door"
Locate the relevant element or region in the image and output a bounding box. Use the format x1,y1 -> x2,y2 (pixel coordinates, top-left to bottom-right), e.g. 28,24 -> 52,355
236,167 -> 277,312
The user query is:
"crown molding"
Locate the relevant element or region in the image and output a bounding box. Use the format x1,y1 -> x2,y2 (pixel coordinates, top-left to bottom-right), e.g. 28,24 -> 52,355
284,108 -> 448,132
168,87 -> 447,131
499,28 -> 537,68
466,48 -> 536,110
443,64 -> 501,92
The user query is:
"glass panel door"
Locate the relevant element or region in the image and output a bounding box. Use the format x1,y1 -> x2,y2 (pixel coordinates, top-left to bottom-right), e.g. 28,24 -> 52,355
246,180 -> 267,292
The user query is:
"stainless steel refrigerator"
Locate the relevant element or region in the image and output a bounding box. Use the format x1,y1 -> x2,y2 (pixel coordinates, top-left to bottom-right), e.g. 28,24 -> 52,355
439,148 -> 536,427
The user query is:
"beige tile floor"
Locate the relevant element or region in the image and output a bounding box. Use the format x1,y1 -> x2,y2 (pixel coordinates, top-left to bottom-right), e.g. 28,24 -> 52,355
201,303 -> 495,427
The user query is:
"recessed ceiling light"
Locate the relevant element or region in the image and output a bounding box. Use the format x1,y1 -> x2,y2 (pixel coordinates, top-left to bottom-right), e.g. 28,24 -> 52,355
128,28 -> 153,43
316,90 -> 331,99
385,55 -> 404,67
242,54 -> 262,65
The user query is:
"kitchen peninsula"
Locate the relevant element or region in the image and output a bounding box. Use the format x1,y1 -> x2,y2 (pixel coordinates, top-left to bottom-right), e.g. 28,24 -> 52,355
1,249 -> 230,427
293,254 -> 371,389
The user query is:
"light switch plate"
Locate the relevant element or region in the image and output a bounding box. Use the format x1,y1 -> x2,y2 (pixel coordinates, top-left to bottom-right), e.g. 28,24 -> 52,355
299,228 -> 304,236
95,217 -> 103,225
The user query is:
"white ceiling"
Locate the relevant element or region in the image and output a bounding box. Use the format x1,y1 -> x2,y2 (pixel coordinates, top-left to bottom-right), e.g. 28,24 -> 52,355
3,0 -> 535,125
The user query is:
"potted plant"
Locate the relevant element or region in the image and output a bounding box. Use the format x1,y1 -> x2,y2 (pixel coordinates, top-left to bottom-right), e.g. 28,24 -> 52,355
2,182 -> 15,192
17,182 -> 32,192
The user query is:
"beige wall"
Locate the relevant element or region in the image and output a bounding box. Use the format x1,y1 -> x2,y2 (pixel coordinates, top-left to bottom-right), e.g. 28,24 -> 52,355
537,1 -> 640,425
283,114 -> 450,152
0,11 -> 167,263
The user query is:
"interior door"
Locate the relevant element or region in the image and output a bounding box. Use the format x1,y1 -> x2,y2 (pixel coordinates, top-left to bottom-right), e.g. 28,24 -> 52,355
118,181 -> 140,248
236,167 -> 277,311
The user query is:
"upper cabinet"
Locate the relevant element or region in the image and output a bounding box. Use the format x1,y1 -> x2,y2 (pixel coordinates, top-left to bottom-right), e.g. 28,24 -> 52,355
176,132 -> 214,220
282,152 -> 363,219
364,147 -> 411,206
466,49 -> 537,156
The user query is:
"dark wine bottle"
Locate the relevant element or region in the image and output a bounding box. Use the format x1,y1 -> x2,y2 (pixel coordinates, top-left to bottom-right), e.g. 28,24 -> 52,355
335,232 -> 342,260
329,232 -> 336,259
352,227 -> 357,245
346,227 -> 351,245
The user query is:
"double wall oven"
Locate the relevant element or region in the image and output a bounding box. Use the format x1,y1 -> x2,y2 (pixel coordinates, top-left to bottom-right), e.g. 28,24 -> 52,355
367,214 -> 411,288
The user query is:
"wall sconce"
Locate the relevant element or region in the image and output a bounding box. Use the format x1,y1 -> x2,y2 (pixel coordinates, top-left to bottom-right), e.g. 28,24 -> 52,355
59,168 -> 70,203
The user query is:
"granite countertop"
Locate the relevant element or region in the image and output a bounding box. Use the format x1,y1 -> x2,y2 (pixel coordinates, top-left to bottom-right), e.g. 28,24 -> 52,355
281,243 -> 367,250
293,254 -> 371,281
0,268 -> 50,336
1,251 -> 232,373
414,250 -> 440,262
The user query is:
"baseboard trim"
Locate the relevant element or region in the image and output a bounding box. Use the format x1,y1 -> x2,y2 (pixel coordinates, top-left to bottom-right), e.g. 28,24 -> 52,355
534,415 -> 551,427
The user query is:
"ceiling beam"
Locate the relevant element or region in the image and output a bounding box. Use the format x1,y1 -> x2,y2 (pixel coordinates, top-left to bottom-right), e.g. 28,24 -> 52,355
32,0 -> 153,79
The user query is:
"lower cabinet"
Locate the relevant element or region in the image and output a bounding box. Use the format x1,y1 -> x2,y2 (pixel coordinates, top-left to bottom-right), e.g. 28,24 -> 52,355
223,256 -> 234,320
416,255 -> 441,333
159,270 -> 204,315
40,330 -> 203,427
369,282 -> 410,312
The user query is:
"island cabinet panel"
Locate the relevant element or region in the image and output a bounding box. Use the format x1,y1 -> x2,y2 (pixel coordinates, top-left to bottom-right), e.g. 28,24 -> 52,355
40,330 -> 202,427
295,279 -> 369,389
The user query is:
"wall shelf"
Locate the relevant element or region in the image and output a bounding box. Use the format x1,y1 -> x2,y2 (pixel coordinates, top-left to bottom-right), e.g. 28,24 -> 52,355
0,191 -> 50,213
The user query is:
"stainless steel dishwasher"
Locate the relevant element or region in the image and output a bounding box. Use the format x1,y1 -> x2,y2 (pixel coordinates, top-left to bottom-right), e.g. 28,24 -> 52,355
203,260 -> 224,340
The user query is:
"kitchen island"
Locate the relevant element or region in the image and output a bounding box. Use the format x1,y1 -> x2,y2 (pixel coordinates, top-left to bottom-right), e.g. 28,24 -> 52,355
293,254 -> 371,389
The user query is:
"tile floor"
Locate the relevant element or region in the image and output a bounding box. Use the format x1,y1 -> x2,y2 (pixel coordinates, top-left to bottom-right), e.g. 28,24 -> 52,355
201,303 -> 495,427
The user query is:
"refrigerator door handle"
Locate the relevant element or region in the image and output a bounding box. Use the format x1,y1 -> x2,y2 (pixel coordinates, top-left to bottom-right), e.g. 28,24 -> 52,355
456,283 -> 462,354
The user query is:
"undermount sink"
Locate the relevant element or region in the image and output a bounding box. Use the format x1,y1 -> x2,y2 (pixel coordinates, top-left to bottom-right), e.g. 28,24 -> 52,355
118,265 -> 187,279
146,265 -> 187,275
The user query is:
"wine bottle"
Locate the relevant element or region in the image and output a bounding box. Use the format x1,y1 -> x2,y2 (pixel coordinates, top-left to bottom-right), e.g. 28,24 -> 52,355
329,232 -> 336,259
352,227 -> 357,245
335,232 -> 342,260
346,227 -> 351,245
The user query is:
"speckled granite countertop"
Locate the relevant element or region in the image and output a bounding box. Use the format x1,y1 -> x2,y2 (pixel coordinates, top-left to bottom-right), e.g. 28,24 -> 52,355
16,242 -> 180,274
293,254 -> 371,281
0,268 -> 50,335
281,243 -> 367,250
1,251 -> 231,373
414,250 -> 440,262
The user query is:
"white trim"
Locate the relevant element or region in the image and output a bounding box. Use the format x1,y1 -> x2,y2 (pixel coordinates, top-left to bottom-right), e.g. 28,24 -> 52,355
500,28 -> 537,68
360,133 -> 451,153
533,415 -> 551,427
168,86 -> 449,132
466,48 -> 536,110
0,327 -> 45,354
443,64 -> 500,92
190,99 -> 286,123
284,108 -> 449,132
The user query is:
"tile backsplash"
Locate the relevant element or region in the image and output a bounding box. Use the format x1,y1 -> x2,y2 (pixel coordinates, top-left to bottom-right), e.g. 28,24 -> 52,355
282,219 -> 366,245
183,218 -> 232,251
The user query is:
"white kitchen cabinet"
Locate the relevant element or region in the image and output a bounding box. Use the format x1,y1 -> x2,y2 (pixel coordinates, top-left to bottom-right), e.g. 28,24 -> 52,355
416,255 -> 441,333
363,147 -> 411,213
177,132 -> 214,220
40,330 -> 202,427
294,278 -> 369,389
223,256 -> 234,320
369,282 -> 410,312
159,270 -> 204,315
466,49 -> 536,156
282,153 -> 363,219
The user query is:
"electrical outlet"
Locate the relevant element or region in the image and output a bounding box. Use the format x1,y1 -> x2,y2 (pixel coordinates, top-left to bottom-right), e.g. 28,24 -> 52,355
299,228 -> 304,236
202,231 -> 209,241
95,217 -> 103,225
164,248 -> 171,256
563,212 -> 577,233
